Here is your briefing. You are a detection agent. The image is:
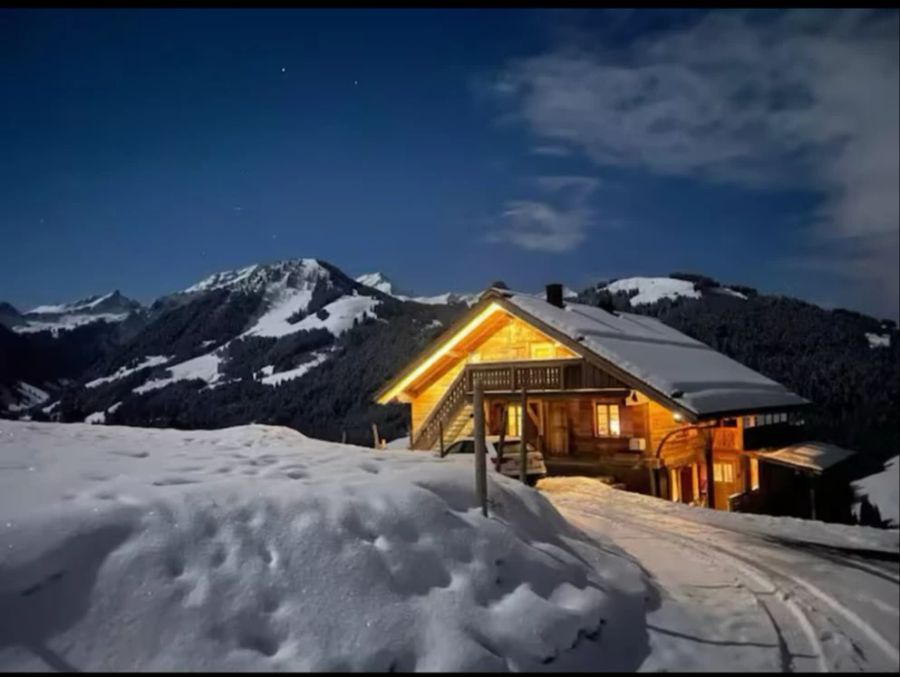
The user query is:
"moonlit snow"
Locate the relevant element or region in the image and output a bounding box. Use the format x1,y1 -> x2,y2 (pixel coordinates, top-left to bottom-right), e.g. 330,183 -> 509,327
0,421 -> 649,671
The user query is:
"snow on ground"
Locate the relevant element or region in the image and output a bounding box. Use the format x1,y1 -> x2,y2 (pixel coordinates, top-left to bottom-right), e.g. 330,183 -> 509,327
865,332 -> 891,348
355,272 -> 394,295
540,477 -> 900,672
83,402 -> 122,426
604,277 -> 702,306
283,294 -> 380,337
86,356 -> 171,389
258,352 -> 330,386
409,292 -> 480,306
184,265 -> 260,294
853,457 -> 900,528
7,383 -> 49,412
27,292 -> 118,315
133,353 -> 223,395
0,421 -> 648,671
13,313 -> 130,336
711,286 -> 748,300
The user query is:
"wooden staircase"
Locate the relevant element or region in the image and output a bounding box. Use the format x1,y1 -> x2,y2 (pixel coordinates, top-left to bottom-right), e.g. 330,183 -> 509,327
432,403 -> 474,451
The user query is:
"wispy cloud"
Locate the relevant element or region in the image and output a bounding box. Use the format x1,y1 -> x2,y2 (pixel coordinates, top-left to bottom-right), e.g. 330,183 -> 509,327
486,175 -> 600,253
492,9 -> 899,316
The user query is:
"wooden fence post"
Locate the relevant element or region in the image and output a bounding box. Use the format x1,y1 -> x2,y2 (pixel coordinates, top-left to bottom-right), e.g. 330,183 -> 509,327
439,421 -> 444,456
341,429 -> 347,444
372,423 -> 379,450
473,380 -> 488,517
519,387 -> 528,485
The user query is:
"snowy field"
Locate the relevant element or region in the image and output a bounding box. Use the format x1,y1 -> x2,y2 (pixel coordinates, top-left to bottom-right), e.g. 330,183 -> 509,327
2,421 -> 897,672
0,422 -> 648,672
540,477 -> 900,673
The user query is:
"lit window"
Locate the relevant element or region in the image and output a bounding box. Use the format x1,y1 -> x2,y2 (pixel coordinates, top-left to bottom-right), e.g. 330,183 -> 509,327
750,458 -> 760,491
713,462 -> 734,483
530,343 -> 555,359
506,405 -> 522,437
595,404 -> 621,437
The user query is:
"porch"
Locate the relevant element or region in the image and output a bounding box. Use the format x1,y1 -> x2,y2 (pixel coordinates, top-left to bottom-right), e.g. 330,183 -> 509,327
411,358 -> 649,473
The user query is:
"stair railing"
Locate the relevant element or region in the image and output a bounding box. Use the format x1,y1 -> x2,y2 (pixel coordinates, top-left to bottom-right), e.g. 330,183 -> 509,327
411,369 -> 470,450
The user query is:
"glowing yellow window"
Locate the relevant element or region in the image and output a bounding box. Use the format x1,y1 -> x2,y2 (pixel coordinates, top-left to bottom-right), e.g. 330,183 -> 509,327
506,404 -> 522,437
530,343 -> 555,359
595,404 -> 620,437
713,462 -> 734,483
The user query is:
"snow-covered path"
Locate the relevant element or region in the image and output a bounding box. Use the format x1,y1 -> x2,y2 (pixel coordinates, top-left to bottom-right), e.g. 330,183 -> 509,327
540,477 -> 900,673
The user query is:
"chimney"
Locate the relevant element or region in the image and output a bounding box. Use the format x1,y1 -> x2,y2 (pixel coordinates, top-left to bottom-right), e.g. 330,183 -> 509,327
545,283 -> 564,308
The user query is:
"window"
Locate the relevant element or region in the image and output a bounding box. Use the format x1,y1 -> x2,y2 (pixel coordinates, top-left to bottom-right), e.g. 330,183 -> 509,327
506,405 -> 522,437
595,404 -> 621,437
749,458 -> 760,491
713,462 -> 734,483
530,343 -> 555,360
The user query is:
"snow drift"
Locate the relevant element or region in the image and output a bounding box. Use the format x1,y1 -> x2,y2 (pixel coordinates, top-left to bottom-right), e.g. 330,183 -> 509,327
0,422 -> 649,671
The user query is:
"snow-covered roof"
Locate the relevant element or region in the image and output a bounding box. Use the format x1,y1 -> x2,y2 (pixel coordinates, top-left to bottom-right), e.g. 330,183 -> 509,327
756,442 -> 856,474
499,290 -> 809,418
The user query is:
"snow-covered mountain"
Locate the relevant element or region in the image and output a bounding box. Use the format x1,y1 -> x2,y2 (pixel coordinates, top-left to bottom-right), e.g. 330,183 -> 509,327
2,290 -> 142,335
17,258 -> 462,437
355,271 -> 479,306
591,275 -> 748,307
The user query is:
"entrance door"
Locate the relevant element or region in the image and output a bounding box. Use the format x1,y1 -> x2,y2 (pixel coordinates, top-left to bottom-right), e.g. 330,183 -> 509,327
546,402 -> 569,456
712,459 -> 738,510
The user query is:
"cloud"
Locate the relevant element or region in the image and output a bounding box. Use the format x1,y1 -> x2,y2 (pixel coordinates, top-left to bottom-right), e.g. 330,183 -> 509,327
486,175 -> 600,253
492,9 -> 900,316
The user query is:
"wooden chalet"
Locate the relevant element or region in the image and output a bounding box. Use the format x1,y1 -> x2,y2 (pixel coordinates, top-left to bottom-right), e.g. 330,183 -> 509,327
375,284 -> 816,511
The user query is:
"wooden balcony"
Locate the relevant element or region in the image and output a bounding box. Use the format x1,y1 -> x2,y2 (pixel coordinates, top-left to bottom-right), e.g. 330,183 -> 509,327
463,358 -> 627,393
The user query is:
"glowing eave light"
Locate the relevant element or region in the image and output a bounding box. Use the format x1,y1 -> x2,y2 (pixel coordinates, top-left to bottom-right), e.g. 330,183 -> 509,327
378,302 -> 504,403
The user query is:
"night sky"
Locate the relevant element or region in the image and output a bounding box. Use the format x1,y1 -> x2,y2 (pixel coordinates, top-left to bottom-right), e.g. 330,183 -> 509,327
2,9 -> 897,318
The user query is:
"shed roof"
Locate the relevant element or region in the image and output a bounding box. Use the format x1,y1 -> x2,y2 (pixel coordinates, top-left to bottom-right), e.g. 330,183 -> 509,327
756,442 -> 856,474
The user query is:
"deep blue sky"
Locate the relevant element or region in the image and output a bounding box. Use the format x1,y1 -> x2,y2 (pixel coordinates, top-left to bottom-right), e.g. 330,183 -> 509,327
2,9 -> 897,318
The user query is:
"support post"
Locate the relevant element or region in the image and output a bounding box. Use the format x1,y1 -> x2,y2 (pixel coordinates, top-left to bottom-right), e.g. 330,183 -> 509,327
497,404 -> 508,469
473,380 -> 488,517
439,421 -> 444,457
705,430 -> 715,510
408,405 -> 413,451
809,478 -> 817,520
519,387 -> 528,484
372,423 -> 379,450
341,429 -> 347,444
649,466 -> 658,498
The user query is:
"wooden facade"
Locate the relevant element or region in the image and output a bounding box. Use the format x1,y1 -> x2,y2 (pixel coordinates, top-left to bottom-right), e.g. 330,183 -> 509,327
376,294 -> 807,512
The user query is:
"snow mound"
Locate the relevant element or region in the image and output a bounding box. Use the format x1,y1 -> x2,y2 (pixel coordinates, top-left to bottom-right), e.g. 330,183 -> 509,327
603,277 -> 701,306
853,457 -> 900,528
0,422 -> 649,671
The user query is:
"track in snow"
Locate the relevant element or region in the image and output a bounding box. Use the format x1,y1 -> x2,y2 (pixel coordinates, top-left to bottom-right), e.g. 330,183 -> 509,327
542,480 -> 900,673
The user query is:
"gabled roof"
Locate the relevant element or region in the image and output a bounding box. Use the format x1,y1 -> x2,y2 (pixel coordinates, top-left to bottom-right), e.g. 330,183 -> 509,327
375,287 -> 810,419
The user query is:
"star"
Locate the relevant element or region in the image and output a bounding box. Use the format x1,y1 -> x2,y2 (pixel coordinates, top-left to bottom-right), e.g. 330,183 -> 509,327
281,67 -> 286,73
354,80 -> 358,85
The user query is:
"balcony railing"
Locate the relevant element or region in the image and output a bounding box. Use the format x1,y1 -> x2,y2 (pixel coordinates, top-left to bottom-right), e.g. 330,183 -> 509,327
464,358 -> 625,393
